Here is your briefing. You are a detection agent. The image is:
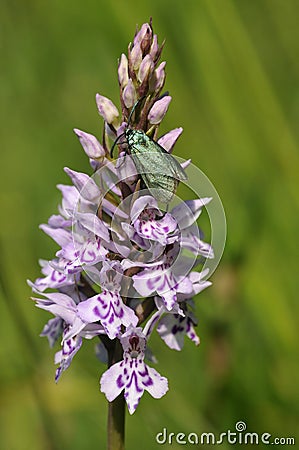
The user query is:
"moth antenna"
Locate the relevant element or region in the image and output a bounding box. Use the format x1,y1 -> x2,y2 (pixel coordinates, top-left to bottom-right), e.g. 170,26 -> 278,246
110,132 -> 125,158
127,95 -> 147,128
111,97 -> 147,158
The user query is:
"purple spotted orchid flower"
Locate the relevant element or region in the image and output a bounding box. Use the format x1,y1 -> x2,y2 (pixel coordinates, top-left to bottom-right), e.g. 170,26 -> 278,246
100,325 -> 168,414
76,261 -> 138,339
29,21 -> 217,447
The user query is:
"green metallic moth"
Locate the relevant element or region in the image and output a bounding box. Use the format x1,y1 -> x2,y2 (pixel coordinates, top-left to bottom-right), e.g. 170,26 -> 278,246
111,99 -> 187,204
124,128 -> 187,203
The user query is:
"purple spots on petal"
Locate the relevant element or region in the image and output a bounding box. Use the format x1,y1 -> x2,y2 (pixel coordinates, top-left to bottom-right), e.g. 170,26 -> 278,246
126,371 -> 143,393
147,276 -> 160,290
109,313 -> 115,324
160,278 -> 167,290
92,306 -> 101,317
117,374 -> 125,388
171,324 -> 184,335
82,249 -> 96,262
143,377 -> 153,387
50,271 -> 57,282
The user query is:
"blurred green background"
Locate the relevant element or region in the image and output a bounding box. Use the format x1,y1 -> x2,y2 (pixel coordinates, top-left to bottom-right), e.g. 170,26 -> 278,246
1,0 -> 298,449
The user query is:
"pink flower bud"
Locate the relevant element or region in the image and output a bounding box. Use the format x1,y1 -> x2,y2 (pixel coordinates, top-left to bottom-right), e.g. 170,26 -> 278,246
122,78 -> 137,108
134,23 -> 152,49
149,34 -> 159,60
130,43 -> 142,70
73,129 -> 105,159
138,55 -> 154,83
149,61 -> 166,93
148,96 -> 172,125
118,53 -> 129,88
157,127 -> 183,153
96,94 -> 119,124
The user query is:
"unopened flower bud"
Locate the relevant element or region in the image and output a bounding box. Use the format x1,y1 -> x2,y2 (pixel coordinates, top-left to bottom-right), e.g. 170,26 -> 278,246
122,78 -> 137,108
140,28 -> 152,55
138,55 -> 154,83
129,43 -> 143,71
157,127 -> 183,153
134,23 -> 152,50
118,53 -> 129,88
149,61 -> 166,93
148,95 -> 172,125
149,34 -> 159,61
73,129 -> 105,159
96,94 -> 119,125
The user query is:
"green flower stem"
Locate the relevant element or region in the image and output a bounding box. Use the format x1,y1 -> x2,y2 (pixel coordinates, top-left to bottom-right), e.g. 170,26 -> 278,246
107,339 -> 126,450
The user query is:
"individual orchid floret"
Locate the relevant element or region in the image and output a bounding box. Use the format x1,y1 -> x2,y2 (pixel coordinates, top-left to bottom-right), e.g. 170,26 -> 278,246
132,243 -> 195,310
157,127 -> 183,153
40,317 -> 63,348
171,197 -> 214,259
32,291 -> 87,332
63,167 -> 101,204
149,34 -> 160,61
100,326 -> 168,414
122,78 -> 137,108
55,328 -> 82,382
129,42 -> 143,71
31,290 -> 104,380
96,94 -> 119,125
42,208 -> 109,277
156,299 -> 200,351
77,261 -> 138,339
128,195 -> 178,245
55,320 -> 106,382
148,95 -> 172,124
73,128 -> 106,160
149,61 -> 166,93
138,54 -> 154,83
29,259 -> 78,292
118,53 -> 129,89
177,268 -> 212,301
133,22 -> 152,51
56,231 -> 108,275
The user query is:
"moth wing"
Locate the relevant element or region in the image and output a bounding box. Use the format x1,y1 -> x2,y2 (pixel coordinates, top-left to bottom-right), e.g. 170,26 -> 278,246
142,172 -> 179,203
156,141 -> 188,182
130,137 -> 187,182
130,150 -> 178,203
